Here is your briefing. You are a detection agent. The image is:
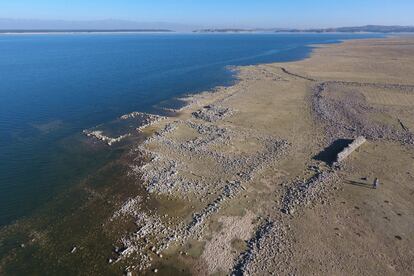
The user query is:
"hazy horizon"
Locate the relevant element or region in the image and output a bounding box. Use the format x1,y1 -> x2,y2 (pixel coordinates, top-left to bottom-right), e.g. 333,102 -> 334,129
0,18 -> 414,33
1,0 -> 414,31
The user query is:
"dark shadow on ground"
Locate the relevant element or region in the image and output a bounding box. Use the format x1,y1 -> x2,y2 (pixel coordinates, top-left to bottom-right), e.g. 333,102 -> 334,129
314,139 -> 353,165
345,180 -> 373,189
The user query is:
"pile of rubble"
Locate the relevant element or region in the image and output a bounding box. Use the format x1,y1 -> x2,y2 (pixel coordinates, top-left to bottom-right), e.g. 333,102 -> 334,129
192,105 -> 234,122
232,219 -> 292,276
110,180 -> 246,271
83,111 -> 166,146
109,202 -> 174,271
232,219 -> 274,275
311,82 -> 414,145
133,120 -> 289,198
83,130 -> 130,146
183,180 -> 243,238
115,110 -> 289,271
120,111 -> 166,132
281,170 -> 339,215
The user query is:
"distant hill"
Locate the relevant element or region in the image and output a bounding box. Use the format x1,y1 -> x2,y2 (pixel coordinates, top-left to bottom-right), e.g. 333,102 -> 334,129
0,29 -> 173,34
3,20 -> 414,34
279,25 -> 414,33
195,25 -> 414,33
194,28 -> 277,33
194,28 -> 259,33
0,18 -> 198,32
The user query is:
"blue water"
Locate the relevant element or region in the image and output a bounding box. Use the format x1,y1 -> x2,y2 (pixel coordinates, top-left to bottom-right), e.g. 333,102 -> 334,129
0,33 -> 380,226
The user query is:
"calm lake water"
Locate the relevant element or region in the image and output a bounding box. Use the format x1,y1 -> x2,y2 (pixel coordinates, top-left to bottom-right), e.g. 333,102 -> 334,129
0,33 -> 380,226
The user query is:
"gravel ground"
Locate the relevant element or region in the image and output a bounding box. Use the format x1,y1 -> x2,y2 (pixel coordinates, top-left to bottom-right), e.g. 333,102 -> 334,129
311,81 -> 414,145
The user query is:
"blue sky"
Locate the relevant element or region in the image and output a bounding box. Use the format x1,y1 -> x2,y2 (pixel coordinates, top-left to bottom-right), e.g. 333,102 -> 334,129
1,0 -> 414,28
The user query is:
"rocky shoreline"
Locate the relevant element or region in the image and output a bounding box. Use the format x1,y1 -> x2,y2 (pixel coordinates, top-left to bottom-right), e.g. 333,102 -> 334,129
78,37 -> 414,275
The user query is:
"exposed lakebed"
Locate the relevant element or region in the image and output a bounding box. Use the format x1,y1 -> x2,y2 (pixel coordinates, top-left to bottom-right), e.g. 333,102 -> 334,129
0,33 -> 383,274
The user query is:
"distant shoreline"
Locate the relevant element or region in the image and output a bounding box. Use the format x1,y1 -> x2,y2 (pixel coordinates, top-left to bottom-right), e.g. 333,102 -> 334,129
0,29 -> 174,35
194,25 -> 414,34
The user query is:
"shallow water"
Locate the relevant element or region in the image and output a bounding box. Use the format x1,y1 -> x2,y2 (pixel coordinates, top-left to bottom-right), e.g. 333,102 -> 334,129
0,33 -> 381,226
